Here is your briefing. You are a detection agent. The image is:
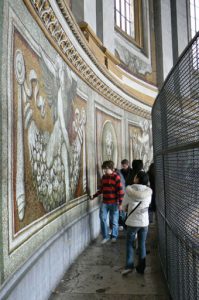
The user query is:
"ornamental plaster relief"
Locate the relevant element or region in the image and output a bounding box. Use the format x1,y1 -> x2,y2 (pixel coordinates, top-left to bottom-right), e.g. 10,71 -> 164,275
23,0 -> 151,119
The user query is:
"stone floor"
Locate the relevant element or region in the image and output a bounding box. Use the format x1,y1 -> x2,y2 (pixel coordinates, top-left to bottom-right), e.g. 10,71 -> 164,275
49,224 -> 171,300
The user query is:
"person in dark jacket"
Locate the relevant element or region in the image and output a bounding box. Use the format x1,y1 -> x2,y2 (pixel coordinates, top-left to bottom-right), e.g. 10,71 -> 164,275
125,159 -> 144,186
120,159 -> 132,186
147,162 -> 156,223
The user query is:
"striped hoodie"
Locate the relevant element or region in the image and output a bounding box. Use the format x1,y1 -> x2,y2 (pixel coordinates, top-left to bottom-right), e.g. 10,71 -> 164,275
93,172 -> 124,205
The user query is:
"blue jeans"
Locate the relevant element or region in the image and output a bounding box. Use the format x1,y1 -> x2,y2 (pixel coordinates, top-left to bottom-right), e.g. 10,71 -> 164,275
119,210 -> 127,229
99,203 -> 119,239
125,226 -> 148,269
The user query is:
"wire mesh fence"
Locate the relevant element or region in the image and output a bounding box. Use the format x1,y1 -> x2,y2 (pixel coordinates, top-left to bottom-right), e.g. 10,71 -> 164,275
152,32 -> 199,300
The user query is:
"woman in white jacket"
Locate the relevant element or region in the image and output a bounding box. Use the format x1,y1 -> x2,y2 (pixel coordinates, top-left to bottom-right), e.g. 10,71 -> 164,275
121,171 -> 152,275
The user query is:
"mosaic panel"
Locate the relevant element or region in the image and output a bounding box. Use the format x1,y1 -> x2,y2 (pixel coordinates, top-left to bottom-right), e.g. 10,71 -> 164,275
128,120 -> 153,171
96,108 -> 122,185
12,29 -> 87,233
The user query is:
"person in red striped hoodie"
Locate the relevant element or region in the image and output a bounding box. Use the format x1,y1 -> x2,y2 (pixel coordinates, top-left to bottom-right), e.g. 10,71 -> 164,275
90,160 -> 124,244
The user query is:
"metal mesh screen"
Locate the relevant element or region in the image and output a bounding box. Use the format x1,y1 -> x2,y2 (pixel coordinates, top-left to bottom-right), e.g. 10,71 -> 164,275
152,33 -> 199,300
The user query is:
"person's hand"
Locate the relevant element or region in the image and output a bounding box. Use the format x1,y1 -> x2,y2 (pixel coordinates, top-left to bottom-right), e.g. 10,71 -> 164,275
119,204 -> 123,211
121,205 -> 128,212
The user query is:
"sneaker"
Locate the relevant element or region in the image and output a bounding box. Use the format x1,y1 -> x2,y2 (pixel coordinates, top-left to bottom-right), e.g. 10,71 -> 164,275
111,238 -> 117,243
121,268 -> 133,275
101,238 -> 109,244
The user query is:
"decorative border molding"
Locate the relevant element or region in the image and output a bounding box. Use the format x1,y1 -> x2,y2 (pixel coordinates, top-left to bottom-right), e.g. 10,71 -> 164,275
23,0 -> 151,119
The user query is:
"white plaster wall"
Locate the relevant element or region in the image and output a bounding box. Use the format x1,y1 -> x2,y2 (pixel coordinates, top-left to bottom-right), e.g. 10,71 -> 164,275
176,0 -> 189,56
84,0 -> 96,33
102,0 -> 115,54
160,0 -> 173,80
71,0 -> 84,24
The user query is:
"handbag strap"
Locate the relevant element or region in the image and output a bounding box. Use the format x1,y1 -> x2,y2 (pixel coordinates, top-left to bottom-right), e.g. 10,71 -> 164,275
126,202 -> 141,221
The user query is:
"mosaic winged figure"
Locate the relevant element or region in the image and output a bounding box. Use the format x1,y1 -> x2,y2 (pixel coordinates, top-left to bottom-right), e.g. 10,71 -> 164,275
15,47 -> 86,219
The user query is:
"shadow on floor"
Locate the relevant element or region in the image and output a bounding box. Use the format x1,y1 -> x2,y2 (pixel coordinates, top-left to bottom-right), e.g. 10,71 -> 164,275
49,224 -> 170,300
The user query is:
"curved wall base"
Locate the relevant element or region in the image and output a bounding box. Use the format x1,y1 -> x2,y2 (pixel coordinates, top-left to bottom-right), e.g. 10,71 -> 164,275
0,208 -> 100,300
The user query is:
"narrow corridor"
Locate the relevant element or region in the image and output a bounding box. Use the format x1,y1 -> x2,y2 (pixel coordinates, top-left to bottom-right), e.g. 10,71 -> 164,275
50,224 -> 170,299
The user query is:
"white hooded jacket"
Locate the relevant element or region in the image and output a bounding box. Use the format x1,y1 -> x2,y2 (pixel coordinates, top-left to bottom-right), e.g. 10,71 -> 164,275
122,184 -> 152,227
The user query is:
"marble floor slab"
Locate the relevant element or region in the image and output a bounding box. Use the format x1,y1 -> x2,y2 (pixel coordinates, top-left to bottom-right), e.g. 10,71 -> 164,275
49,224 -> 171,300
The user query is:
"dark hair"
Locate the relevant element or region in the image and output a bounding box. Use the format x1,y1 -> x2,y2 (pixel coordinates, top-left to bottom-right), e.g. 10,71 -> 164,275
121,159 -> 129,165
132,159 -> 143,172
101,160 -> 114,170
147,162 -> 155,190
136,170 -> 149,185
148,163 -> 154,176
